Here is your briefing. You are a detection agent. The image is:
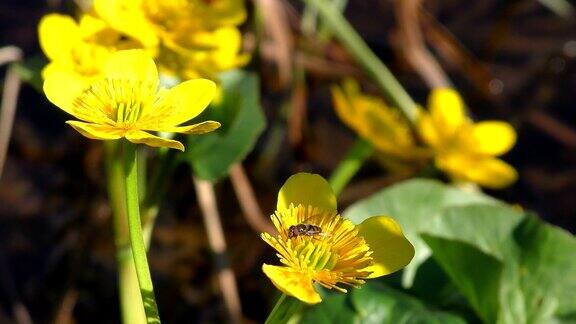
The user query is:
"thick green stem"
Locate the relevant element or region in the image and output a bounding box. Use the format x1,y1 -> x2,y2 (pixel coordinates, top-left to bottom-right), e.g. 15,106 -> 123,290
329,138 -> 374,196
123,141 -> 161,324
302,0 -> 418,123
104,141 -> 146,324
265,294 -> 306,324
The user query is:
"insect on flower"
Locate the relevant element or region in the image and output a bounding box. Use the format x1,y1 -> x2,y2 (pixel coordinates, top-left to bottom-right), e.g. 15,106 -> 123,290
287,223 -> 323,239
261,173 -> 415,304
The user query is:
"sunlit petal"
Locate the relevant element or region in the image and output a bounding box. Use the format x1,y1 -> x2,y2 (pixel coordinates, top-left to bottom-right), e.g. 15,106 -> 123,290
141,79 -> 216,129
460,157 -> 518,189
93,0 -> 158,48
471,121 -> 517,156
104,49 -> 157,83
438,154 -> 518,189
38,14 -> 80,62
417,107 -> 440,148
428,88 -> 466,139
125,130 -> 185,151
43,69 -> 97,122
161,121 -> 221,134
276,173 -> 337,213
357,216 -> 414,278
66,121 -> 124,140
262,264 -> 321,304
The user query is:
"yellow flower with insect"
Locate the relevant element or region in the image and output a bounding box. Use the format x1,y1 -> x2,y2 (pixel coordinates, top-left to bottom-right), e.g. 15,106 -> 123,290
417,88 -> 518,189
43,49 -> 220,151
261,173 -> 414,304
38,13 -> 145,87
331,79 -> 428,171
93,0 -> 249,80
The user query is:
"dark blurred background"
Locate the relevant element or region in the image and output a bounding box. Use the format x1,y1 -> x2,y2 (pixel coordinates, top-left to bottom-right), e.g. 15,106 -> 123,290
0,0 -> 575,322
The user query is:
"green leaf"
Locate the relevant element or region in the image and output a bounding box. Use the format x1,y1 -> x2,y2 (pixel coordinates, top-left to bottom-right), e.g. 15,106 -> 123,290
344,179 -> 501,286
422,205 -> 576,323
300,282 -> 466,324
184,70 -> 266,181
510,214 -> 576,321
421,235 -> 503,323
300,290 -> 359,324
343,179 -> 576,322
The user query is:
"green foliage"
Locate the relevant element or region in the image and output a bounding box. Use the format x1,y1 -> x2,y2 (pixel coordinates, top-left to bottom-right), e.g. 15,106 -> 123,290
341,179 -> 576,323
14,55 -> 46,92
184,70 -> 266,181
300,283 -> 466,323
344,179 -> 500,286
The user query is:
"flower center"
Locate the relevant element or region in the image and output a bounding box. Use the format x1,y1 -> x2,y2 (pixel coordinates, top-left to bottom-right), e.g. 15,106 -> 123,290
74,77 -> 157,127
261,204 -> 374,291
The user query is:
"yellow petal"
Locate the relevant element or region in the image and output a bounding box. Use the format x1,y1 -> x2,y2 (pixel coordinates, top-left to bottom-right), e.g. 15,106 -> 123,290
357,216 -> 414,278
331,87 -> 354,129
43,69 -> 98,122
93,0 -> 158,48
103,49 -> 158,88
428,88 -> 466,138
417,107 -> 440,148
331,79 -> 360,131
262,264 -> 321,304
141,79 -> 216,129
460,157 -> 518,189
437,154 -> 518,189
471,121 -> 516,155
360,99 -> 414,155
277,173 -> 337,213
38,14 -> 80,62
161,121 -> 221,134
66,121 -> 124,140
125,130 -> 185,151
78,13 -> 120,46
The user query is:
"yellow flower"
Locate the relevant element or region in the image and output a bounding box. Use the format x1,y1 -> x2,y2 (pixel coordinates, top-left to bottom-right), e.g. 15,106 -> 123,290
38,13 -> 144,86
331,79 -> 427,168
417,88 -> 518,189
261,173 -> 414,304
93,0 -> 249,80
43,49 -> 220,151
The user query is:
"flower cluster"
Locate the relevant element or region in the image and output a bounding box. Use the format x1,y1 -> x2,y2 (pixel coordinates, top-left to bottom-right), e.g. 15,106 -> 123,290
261,173 -> 414,304
332,80 -> 517,189
39,0 -> 248,84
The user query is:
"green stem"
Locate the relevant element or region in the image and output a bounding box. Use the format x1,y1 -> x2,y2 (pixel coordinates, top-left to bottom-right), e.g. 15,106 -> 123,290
302,0 -> 418,123
265,294 -> 306,324
104,141 -> 146,324
123,141 -> 161,324
329,138 -> 374,196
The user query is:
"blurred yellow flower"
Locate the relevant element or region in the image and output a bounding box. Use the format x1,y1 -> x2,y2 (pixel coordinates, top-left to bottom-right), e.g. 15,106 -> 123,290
93,0 -> 249,80
417,88 -> 518,189
43,49 -> 220,151
331,79 -> 427,170
261,173 -> 414,304
38,13 -> 144,87
158,26 -> 250,80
